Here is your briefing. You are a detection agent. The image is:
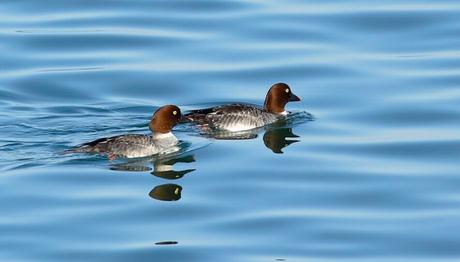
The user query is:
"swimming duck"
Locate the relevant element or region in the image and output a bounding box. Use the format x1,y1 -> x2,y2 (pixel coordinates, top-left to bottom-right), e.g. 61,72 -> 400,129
184,83 -> 300,132
68,105 -> 182,160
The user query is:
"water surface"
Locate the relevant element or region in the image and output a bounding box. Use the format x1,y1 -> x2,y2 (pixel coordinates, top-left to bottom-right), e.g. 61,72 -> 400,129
1,0 -> 460,261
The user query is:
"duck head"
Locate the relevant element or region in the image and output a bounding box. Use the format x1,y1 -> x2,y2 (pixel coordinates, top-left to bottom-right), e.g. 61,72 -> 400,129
149,105 -> 182,133
263,83 -> 300,114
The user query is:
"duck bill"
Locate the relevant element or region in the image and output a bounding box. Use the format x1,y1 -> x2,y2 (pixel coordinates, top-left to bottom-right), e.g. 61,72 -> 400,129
289,93 -> 301,102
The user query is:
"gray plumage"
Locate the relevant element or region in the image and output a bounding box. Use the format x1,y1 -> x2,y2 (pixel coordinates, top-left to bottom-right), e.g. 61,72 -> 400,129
185,104 -> 280,132
70,133 -> 178,158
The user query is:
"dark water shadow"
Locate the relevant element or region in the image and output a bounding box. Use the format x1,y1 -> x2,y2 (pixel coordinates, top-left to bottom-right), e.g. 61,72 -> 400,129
149,184 -> 182,202
155,241 -> 178,246
263,127 -> 300,154
110,152 -> 196,202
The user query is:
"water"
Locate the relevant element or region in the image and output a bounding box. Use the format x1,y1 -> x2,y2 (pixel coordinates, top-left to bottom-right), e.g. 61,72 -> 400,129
1,0 -> 460,261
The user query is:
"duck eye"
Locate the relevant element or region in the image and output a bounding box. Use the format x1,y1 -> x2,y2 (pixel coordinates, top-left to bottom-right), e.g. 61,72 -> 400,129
285,88 -> 290,93
172,110 -> 177,115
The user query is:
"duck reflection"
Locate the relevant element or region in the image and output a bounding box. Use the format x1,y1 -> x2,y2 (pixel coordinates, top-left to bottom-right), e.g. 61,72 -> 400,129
202,119 -> 301,154
152,154 -> 195,180
149,184 -> 182,201
263,127 -> 299,154
110,154 -> 195,176
110,153 -> 195,202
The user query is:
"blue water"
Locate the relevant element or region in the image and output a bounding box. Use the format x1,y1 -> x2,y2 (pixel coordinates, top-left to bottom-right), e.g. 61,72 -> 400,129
2,0 -> 460,261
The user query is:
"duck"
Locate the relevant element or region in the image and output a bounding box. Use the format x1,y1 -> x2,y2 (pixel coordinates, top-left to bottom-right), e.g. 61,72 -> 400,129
183,83 -> 300,132
68,105 -> 182,160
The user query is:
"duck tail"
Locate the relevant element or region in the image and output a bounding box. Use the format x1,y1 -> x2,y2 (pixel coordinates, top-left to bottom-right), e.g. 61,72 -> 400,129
61,145 -> 93,155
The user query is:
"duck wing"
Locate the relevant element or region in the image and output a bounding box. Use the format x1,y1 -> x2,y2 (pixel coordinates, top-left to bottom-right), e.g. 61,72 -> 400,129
68,134 -> 151,156
183,104 -> 261,124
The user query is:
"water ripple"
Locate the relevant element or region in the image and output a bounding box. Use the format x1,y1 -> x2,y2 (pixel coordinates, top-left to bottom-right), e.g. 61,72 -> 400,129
2,0 -> 460,261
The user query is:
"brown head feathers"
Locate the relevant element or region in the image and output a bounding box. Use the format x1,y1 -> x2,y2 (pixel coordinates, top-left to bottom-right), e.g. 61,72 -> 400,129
149,105 -> 182,134
263,83 -> 300,114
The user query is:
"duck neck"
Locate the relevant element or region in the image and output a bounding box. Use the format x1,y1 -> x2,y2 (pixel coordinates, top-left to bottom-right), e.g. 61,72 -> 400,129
264,95 -> 285,114
152,132 -> 177,141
